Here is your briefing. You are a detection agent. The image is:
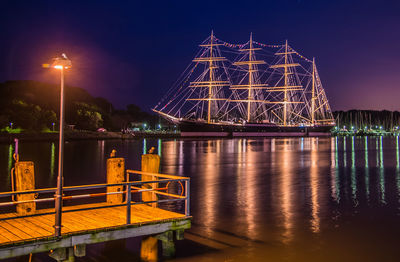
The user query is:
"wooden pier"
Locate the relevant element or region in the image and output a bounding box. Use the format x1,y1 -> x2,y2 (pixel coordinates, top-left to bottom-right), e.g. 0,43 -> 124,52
0,166 -> 191,261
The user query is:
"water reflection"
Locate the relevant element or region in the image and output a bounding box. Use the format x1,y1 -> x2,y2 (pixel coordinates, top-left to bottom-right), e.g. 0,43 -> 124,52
343,136 -> 347,167
351,136 -> 357,204
300,137 -> 304,151
365,136 -> 370,199
330,137 -> 340,203
379,136 -> 385,204
178,141 -> 184,175
201,140 -> 218,233
143,138 -> 147,155
3,137 -> 400,261
376,138 -> 379,168
397,136 -> 399,171
50,143 -> 56,178
158,139 -> 162,156
98,140 -> 105,176
310,138 -> 320,233
7,144 -> 13,186
279,139 -> 294,242
396,136 -> 400,199
237,139 -> 257,239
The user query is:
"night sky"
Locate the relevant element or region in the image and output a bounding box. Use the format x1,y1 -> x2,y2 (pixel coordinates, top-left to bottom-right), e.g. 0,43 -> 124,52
1,0 -> 400,112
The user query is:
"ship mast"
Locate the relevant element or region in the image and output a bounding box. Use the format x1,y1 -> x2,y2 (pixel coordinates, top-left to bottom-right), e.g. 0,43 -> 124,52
311,57 -> 315,125
270,40 -> 302,126
247,34 -> 254,122
230,33 -> 267,122
283,40 -> 288,126
207,31 -> 214,124
188,31 -> 229,123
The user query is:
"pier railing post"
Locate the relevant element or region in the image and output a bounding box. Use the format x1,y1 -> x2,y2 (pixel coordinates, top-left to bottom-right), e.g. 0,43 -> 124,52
185,180 -> 190,216
126,183 -> 131,225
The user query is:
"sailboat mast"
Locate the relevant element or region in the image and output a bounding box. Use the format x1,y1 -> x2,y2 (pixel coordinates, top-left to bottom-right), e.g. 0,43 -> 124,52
311,57 -> 315,125
283,40 -> 288,126
207,31 -> 214,124
247,34 -> 253,122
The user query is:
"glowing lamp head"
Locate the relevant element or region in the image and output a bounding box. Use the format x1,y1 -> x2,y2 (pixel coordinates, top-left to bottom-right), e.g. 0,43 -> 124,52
46,53 -> 72,70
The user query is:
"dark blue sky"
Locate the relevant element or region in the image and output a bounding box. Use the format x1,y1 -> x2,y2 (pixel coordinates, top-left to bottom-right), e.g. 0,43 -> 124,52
1,0 -> 400,111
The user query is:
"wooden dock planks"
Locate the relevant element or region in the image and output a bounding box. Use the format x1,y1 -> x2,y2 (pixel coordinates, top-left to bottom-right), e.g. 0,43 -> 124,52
0,202 -> 185,246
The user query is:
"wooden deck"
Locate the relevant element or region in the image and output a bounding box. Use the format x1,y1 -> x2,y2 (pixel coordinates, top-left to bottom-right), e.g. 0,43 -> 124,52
0,164 -> 191,260
0,203 -> 190,259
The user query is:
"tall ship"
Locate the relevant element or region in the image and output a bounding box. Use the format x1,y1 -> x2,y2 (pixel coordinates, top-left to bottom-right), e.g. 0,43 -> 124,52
153,32 -> 335,137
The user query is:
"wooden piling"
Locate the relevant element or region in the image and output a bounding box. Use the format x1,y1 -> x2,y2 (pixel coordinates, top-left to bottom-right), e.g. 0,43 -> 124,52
73,244 -> 86,257
106,157 -> 125,204
49,247 -> 75,262
140,236 -> 158,261
141,153 -> 160,207
49,248 -> 66,261
14,161 -> 36,215
157,231 -> 175,258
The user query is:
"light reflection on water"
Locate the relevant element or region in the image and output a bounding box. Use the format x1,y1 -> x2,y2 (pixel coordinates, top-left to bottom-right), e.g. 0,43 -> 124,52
365,136 -> 370,200
1,137 -> 400,261
310,138 -> 320,233
279,139 -> 294,242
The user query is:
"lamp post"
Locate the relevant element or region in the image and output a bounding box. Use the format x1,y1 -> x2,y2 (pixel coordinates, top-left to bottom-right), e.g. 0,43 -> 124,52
43,54 -> 71,237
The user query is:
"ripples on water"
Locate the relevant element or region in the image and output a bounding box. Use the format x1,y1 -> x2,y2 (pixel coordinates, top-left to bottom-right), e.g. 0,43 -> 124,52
1,137 -> 400,261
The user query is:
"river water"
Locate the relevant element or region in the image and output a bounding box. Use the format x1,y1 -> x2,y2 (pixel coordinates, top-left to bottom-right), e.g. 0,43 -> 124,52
2,136 -> 400,261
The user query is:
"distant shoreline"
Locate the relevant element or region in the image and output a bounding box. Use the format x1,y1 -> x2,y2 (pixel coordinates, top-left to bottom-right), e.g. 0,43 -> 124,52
0,131 -> 180,143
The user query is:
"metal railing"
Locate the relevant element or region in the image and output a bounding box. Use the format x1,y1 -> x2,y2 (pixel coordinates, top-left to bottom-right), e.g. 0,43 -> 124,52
0,170 -> 190,236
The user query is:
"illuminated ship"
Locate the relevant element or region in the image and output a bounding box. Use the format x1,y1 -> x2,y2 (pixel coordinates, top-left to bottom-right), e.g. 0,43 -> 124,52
153,32 -> 335,137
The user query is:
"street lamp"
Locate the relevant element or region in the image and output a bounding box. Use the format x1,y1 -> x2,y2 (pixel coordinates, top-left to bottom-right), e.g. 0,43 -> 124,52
43,53 -> 71,237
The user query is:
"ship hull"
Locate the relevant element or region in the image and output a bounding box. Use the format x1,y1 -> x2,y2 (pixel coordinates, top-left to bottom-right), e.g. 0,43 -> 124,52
177,120 -> 333,137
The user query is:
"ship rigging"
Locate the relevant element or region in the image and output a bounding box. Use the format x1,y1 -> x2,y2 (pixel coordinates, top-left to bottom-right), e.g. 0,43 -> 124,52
153,32 -> 335,135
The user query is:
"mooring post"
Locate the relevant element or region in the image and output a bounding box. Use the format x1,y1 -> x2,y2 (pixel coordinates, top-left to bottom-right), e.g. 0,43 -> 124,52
14,161 -> 36,215
141,147 -> 160,208
106,150 -> 125,204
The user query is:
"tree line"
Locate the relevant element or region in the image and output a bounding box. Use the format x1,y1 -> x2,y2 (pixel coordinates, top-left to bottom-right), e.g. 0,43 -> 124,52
0,80 -> 158,132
